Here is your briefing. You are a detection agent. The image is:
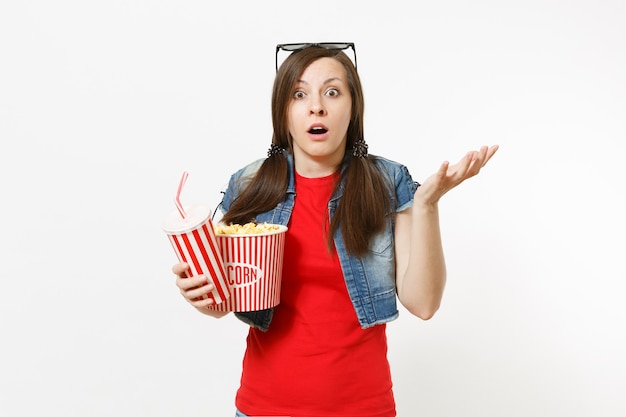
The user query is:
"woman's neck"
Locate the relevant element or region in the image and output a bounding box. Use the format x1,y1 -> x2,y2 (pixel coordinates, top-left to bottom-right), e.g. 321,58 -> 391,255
293,152 -> 343,178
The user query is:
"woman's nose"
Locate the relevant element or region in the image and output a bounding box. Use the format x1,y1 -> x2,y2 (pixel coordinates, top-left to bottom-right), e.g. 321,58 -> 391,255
309,98 -> 326,116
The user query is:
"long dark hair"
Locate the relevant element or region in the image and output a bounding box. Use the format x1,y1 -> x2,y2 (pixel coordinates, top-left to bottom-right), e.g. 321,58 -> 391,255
221,46 -> 392,256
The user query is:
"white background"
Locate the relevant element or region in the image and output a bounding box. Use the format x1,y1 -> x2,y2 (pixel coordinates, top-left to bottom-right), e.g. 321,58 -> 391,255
1,1 -> 625,416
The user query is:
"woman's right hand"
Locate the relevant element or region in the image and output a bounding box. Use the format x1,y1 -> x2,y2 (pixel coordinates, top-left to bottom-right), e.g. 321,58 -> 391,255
172,262 -> 218,308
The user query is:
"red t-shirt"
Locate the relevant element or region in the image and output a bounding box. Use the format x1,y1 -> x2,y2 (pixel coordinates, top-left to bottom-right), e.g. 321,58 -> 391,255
235,171 -> 396,417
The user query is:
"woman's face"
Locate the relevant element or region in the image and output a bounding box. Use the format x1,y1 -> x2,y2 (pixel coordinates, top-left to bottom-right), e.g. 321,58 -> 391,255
287,57 -> 352,175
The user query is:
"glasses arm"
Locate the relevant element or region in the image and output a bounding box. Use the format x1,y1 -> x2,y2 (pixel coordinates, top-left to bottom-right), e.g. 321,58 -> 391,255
275,43 -> 357,72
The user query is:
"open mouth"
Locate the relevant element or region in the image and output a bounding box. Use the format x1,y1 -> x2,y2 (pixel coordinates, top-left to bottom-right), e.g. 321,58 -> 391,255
308,126 -> 328,135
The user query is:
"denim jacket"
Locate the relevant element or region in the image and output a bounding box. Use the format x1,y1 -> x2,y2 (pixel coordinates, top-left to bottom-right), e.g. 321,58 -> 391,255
219,152 -> 418,331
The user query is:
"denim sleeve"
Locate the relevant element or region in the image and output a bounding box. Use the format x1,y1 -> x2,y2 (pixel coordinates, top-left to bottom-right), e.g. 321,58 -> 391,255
395,164 -> 419,213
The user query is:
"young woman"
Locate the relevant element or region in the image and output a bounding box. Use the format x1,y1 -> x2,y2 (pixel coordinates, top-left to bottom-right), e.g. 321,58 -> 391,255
172,43 -> 498,417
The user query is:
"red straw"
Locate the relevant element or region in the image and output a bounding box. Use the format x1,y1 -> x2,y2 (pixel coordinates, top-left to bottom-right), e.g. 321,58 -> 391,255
175,171 -> 189,219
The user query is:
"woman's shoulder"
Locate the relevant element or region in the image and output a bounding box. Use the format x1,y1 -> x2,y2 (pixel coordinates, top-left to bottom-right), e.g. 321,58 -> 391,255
232,157 -> 267,178
370,155 -> 418,203
369,154 -> 412,178
370,154 -> 406,168
223,157 -> 267,198
221,157 -> 268,212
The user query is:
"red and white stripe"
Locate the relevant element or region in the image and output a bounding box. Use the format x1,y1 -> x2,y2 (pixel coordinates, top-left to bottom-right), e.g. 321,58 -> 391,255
209,231 -> 286,312
167,219 -> 229,304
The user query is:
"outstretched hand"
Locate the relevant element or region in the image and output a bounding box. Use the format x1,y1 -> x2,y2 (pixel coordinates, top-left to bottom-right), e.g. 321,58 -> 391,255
415,145 -> 499,206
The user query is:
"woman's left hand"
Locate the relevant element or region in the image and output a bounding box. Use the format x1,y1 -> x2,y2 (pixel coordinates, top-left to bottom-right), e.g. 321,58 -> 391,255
415,145 -> 499,205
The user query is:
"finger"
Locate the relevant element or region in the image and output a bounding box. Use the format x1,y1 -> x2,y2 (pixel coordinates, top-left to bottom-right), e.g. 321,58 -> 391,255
454,152 -> 476,180
482,144 -> 499,166
176,273 -> 208,291
474,144 -> 496,162
182,281 -> 216,303
172,262 -> 190,278
472,145 -> 498,173
465,146 -> 493,176
467,149 -> 486,176
189,295 -> 216,308
437,160 -> 450,179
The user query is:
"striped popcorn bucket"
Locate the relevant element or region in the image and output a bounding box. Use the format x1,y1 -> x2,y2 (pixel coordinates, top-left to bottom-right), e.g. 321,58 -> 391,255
162,205 -> 230,305
208,225 -> 287,312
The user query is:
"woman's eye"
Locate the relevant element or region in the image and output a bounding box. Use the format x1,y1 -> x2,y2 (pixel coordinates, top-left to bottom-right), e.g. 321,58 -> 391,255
326,88 -> 339,97
293,91 -> 306,99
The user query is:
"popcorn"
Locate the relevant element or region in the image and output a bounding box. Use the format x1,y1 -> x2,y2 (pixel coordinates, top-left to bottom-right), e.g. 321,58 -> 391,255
214,222 -> 282,235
